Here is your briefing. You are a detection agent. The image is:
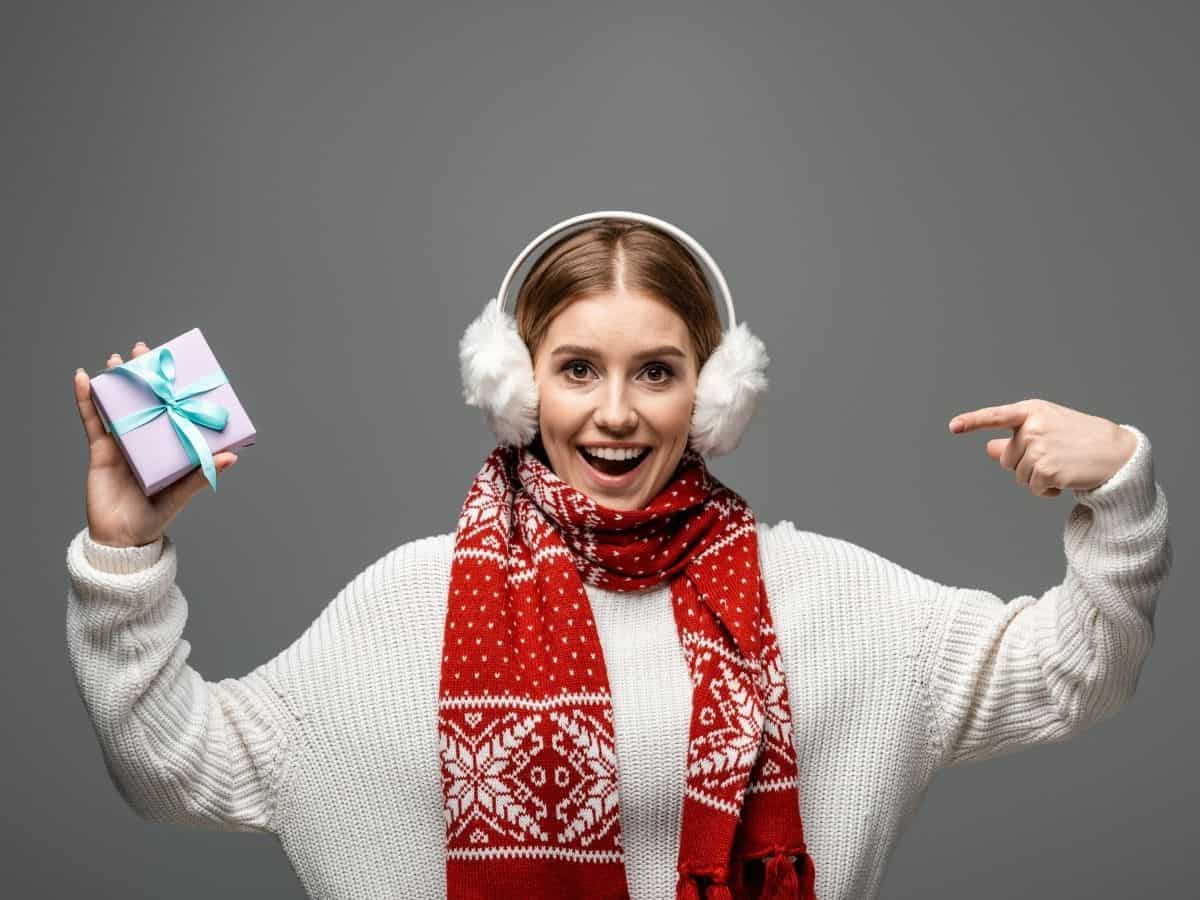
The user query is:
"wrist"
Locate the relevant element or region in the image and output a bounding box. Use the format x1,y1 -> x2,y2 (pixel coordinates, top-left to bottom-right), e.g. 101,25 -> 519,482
78,526 -> 166,576
86,528 -> 161,549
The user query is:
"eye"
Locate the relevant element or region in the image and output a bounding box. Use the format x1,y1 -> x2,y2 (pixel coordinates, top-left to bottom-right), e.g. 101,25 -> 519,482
562,360 -> 595,382
642,362 -> 674,384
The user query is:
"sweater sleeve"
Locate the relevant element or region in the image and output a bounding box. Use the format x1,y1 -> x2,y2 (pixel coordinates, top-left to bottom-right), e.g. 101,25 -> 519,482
918,423 -> 1172,769
64,526 -> 301,834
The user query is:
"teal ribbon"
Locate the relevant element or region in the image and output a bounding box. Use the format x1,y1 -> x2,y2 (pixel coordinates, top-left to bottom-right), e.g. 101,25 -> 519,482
103,346 -> 231,492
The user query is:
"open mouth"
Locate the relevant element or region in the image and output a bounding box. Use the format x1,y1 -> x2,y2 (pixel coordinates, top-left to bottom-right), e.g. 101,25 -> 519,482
577,446 -> 652,479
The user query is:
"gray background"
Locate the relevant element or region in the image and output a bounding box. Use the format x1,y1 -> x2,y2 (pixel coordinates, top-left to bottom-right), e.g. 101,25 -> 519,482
10,0 -> 1196,897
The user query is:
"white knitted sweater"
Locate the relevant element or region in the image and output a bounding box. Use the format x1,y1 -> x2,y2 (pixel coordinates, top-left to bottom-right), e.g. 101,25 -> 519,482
65,424 -> 1171,900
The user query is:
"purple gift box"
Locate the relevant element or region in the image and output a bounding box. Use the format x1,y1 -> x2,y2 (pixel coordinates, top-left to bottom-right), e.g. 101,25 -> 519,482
89,327 -> 256,496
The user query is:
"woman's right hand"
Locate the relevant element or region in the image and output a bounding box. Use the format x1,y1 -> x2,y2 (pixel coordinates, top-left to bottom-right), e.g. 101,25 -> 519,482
74,341 -> 239,548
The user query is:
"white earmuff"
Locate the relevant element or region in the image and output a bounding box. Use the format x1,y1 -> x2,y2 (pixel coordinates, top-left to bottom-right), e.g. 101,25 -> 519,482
459,210 -> 769,456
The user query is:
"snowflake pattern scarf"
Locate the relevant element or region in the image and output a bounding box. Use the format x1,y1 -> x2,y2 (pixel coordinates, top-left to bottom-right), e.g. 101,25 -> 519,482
438,444 -> 818,900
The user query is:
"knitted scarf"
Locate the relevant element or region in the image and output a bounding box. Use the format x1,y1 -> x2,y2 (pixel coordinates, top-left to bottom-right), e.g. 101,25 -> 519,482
438,444 -> 817,900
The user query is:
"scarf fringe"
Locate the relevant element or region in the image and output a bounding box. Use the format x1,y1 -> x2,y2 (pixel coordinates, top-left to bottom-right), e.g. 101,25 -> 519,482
677,849 -> 815,900
676,872 -> 734,900
673,846 -> 808,900
677,864 -> 735,900
764,847 -> 817,900
677,872 -> 701,900
764,849 -> 799,899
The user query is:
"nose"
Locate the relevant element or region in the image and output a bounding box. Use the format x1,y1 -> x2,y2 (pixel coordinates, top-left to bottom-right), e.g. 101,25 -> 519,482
592,379 -> 638,434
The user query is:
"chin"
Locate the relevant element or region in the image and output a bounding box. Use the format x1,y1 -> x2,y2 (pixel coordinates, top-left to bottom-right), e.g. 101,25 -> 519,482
587,490 -> 650,511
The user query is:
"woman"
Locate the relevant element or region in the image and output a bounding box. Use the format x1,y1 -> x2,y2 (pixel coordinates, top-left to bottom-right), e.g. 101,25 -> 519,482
66,211 -> 1172,900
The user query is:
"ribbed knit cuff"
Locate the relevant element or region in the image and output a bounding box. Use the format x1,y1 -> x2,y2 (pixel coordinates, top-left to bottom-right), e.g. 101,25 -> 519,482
81,528 -> 165,574
67,525 -> 176,611
1070,424 -> 1158,524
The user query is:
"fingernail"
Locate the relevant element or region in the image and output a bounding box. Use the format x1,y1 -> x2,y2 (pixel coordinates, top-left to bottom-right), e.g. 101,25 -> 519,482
949,419 -> 963,432
135,341 -> 147,348
75,367 -> 84,377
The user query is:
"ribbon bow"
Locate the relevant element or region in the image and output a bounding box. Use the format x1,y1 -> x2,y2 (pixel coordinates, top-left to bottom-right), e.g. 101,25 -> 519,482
104,345 -> 231,492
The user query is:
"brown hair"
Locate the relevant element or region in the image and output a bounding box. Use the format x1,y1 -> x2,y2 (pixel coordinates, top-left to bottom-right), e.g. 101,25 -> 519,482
514,219 -> 723,370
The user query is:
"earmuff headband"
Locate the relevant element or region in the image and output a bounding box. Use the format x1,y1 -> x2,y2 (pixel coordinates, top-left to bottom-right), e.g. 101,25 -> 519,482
492,210 -> 739,329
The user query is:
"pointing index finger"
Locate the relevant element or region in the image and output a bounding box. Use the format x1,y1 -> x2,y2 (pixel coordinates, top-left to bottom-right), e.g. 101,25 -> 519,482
949,402 -> 1031,434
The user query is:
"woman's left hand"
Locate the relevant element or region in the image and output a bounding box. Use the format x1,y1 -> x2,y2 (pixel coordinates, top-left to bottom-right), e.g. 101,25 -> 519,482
947,398 -> 1138,498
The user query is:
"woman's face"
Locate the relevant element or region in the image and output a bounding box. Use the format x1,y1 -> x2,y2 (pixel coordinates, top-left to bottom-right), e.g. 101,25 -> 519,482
531,288 -> 698,510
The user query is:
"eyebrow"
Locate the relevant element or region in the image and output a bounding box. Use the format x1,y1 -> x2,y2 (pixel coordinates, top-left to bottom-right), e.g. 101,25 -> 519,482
549,343 -> 687,359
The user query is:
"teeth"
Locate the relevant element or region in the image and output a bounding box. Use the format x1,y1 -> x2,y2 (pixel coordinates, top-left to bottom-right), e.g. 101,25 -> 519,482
582,446 -> 649,461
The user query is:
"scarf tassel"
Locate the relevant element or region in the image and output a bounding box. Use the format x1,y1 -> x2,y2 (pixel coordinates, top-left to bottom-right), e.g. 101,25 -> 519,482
677,871 -> 701,900
763,847 -> 816,900
678,846 -> 816,899
677,866 -> 734,900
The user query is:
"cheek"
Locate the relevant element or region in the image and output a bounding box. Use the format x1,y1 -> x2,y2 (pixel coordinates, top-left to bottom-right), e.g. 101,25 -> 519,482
536,383 -> 581,437
653,393 -> 695,442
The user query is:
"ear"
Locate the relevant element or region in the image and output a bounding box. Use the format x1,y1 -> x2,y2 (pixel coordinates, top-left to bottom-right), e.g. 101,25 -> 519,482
688,322 -> 769,456
459,299 -> 539,446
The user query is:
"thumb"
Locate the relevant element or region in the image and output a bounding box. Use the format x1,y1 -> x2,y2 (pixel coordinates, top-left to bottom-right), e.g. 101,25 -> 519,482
985,438 -> 1008,461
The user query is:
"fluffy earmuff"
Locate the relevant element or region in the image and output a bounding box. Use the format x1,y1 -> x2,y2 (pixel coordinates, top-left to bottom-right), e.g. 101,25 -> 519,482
458,298 -> 539,448
688,321 -> 769,456
458,299 -> 769,456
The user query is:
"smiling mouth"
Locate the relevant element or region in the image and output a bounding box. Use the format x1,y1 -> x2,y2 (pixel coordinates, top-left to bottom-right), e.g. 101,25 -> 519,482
577,447 -> 652,478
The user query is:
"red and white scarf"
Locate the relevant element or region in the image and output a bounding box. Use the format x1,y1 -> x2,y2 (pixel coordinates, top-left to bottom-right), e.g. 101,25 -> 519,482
438,444 -> 817,899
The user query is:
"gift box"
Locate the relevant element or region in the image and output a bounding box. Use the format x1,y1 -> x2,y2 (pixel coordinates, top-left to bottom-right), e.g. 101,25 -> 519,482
88,327 -> 256,496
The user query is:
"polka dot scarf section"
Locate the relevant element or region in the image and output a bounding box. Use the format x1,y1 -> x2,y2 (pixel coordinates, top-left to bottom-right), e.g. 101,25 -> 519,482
438,444 -> 817,900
